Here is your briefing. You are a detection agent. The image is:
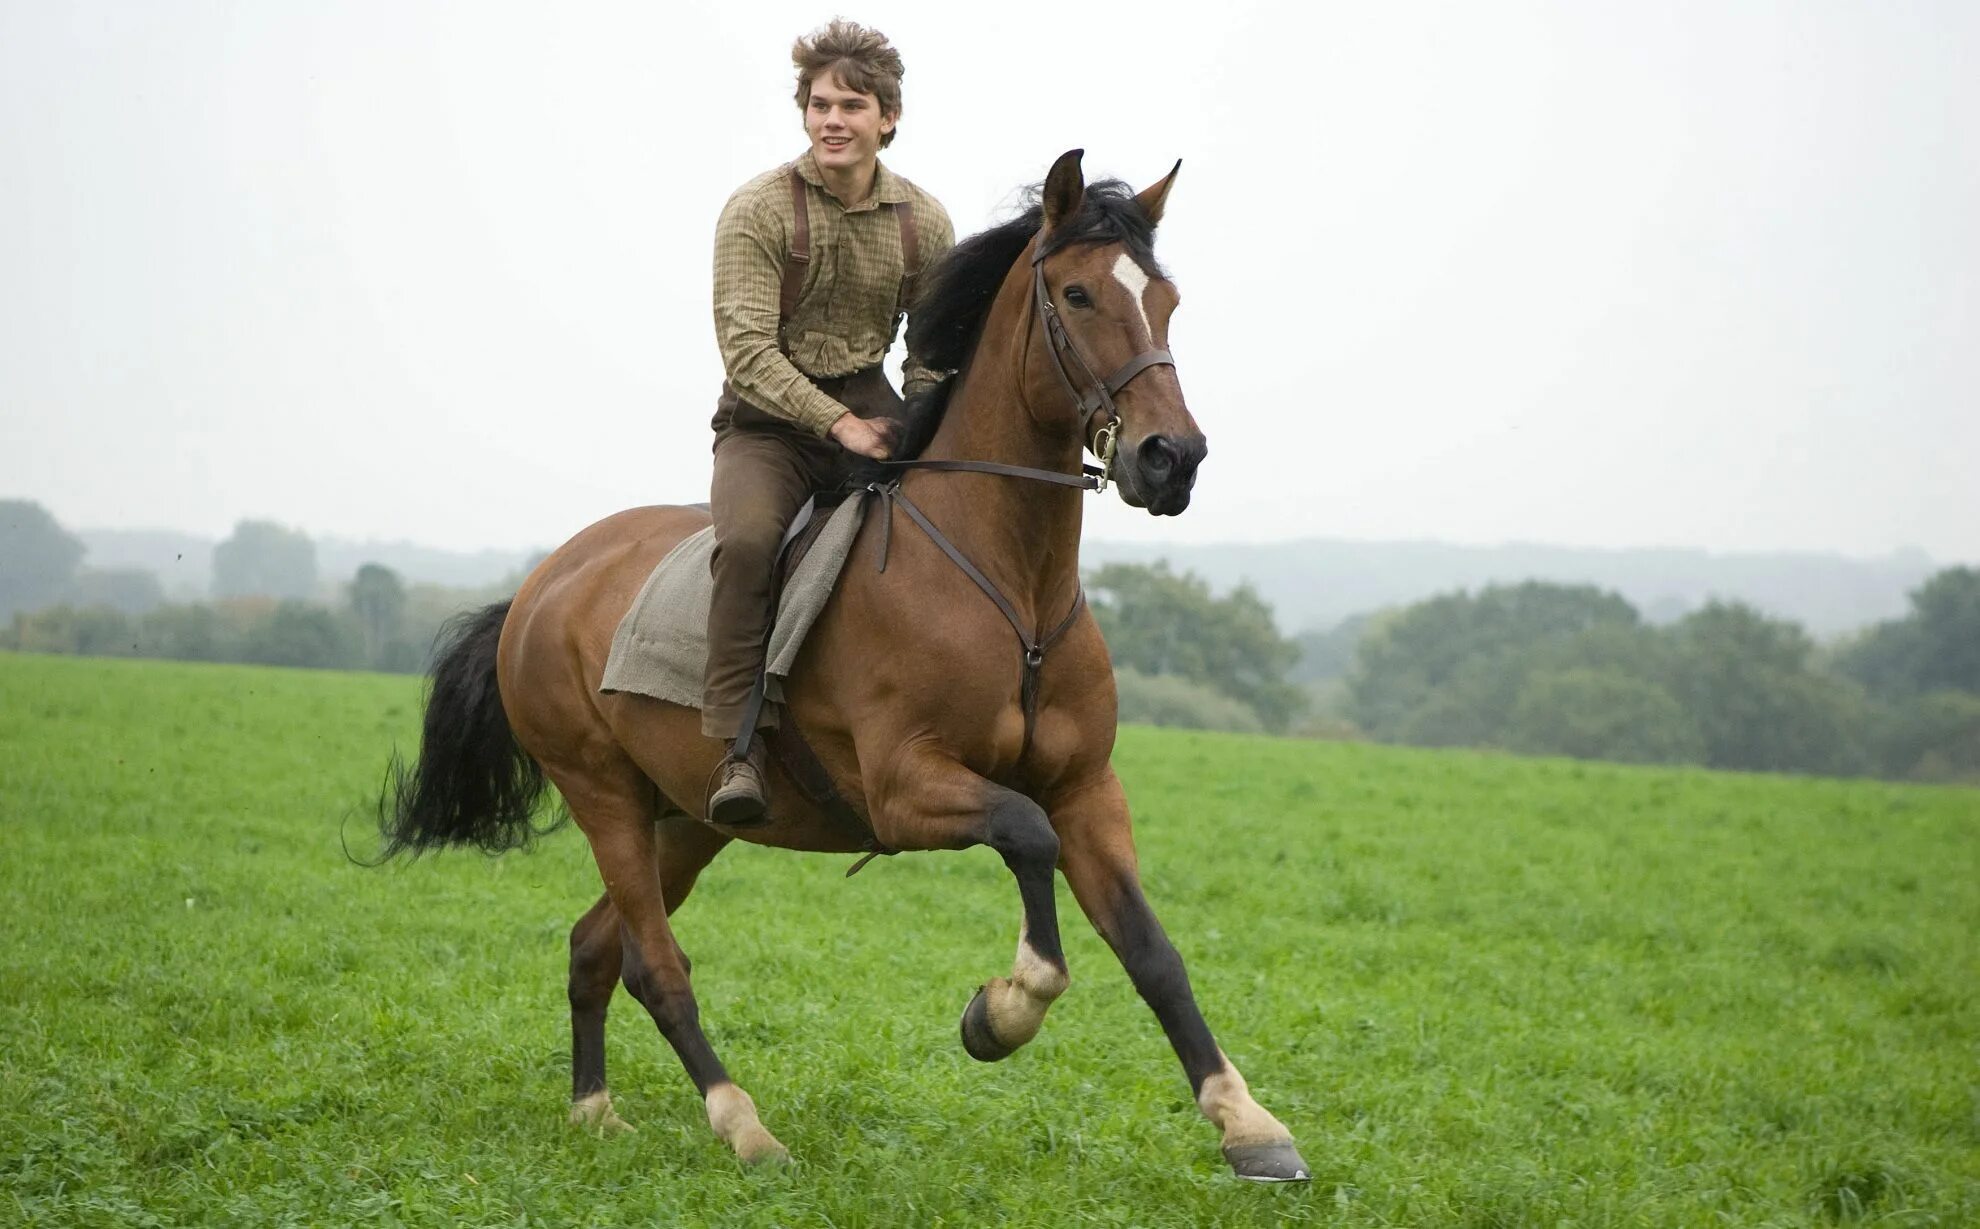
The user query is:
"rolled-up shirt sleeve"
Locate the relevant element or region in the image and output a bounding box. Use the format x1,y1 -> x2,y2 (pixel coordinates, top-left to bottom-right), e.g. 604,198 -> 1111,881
711,190 -> 847,437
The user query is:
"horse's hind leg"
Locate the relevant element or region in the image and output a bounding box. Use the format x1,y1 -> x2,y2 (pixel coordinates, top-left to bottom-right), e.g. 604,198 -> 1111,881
1054,772 -> 1310,1183
867,752 -> 1069,1060
568,894 -> 633,1133
568,816 -> 732,1134
555,765 -> 784,1163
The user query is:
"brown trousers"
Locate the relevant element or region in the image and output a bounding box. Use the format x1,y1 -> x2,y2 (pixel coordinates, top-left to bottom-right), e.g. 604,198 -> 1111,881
701,367 -> 903,739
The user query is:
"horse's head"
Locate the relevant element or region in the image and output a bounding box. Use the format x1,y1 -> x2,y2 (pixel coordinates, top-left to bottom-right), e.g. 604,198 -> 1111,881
1032,149 -> 1204,515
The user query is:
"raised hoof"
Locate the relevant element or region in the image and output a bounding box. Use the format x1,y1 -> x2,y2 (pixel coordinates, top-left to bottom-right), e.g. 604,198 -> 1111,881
960,985 -> 1016,1062
1224,1140 -> 1312,1183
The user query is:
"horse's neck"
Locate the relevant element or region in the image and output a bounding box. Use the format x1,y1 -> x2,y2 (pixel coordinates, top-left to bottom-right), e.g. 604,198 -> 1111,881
907,301 -> 1086,621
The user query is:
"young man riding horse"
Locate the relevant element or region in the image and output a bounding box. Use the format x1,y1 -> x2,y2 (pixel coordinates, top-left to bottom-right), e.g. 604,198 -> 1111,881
377,24 -> 1309,1183
704,20 -> 954,825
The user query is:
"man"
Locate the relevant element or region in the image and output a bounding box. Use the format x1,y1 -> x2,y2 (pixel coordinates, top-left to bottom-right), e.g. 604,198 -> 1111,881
703,20 -> 955,826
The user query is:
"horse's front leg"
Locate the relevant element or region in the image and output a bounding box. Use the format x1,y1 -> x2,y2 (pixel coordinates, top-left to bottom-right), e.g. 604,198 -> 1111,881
1055,773 -> 1311,1182
868,750 -> 1069,1060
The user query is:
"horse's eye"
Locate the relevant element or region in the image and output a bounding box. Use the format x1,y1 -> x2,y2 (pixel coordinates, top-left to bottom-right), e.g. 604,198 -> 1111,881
1064,285 -> 1092,309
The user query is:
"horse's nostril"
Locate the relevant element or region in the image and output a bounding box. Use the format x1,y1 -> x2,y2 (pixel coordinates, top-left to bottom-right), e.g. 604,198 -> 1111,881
1139,435 -> 1181,479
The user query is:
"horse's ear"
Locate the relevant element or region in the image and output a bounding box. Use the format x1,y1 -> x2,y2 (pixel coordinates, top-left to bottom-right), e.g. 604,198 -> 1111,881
1040,148 -> 1086,236
1136,159 -> 1182,226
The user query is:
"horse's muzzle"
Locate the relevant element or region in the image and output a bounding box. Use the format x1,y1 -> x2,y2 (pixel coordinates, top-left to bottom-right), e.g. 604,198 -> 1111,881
1122,432 -> 1205,515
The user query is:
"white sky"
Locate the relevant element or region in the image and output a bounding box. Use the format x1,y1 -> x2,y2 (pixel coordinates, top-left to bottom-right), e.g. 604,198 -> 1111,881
2,1 -> 1975,559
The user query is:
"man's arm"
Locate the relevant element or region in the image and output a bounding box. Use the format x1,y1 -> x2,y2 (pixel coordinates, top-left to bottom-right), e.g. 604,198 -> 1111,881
900,201 -> 957,398
711,190 -> 850,437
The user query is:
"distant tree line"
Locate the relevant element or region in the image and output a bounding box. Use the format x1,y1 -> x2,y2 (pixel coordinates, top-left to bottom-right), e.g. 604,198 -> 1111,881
1339,573 -> 1979,783
10,492 -> 1975,783
1,499 -> 502,673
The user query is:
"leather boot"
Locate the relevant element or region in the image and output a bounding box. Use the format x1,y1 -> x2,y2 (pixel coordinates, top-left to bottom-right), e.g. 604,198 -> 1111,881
708,739 -> 769,827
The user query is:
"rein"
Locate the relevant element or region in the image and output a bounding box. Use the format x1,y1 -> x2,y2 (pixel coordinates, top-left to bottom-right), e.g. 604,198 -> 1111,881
867,235 -> 1177,766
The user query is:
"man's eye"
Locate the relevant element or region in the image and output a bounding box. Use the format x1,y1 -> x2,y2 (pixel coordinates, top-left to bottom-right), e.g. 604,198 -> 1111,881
1065,286 -> 1092,309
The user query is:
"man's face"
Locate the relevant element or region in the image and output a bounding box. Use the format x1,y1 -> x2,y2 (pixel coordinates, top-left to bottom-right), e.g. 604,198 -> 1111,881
803,73 -> 896,175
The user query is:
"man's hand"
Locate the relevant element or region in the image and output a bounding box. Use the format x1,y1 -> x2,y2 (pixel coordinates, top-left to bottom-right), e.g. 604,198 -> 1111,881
828,411 -> 897,461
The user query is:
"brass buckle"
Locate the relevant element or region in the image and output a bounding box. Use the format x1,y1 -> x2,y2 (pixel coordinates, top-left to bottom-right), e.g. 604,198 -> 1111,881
1092,419 -> 1119,493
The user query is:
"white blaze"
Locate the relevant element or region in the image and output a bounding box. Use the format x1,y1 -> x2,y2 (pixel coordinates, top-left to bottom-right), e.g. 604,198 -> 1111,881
1111,252 -> 1153,342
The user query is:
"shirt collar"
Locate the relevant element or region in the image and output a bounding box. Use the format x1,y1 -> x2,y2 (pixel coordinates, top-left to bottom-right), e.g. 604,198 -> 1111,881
795,149 -> 910,211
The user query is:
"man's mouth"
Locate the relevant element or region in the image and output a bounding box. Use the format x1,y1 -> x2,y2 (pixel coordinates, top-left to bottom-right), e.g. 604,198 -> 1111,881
821,136 -> 851,151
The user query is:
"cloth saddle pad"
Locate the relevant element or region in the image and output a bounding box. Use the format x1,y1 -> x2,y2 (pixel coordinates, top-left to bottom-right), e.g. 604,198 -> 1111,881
599,493 -> 868,709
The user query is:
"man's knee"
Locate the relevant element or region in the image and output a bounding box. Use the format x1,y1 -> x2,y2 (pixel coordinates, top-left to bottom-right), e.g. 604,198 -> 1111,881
711,513 -> 787,570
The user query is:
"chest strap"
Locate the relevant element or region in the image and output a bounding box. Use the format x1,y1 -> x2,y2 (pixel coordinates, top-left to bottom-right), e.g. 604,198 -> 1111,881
867,480 -> 1085,766
778,166 -> 920,355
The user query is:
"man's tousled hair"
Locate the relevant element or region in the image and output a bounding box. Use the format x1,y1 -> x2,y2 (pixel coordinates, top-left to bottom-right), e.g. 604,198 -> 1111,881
792,20 -> 905,148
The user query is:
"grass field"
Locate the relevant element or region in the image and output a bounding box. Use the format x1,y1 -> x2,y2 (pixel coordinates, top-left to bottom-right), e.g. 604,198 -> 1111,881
2,650 -> 1976,1227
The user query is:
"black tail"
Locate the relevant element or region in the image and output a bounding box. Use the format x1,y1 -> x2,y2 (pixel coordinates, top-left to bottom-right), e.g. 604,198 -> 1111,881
375,600 -> 558,858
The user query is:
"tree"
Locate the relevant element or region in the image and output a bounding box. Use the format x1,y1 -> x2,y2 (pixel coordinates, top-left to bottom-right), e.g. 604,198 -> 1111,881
1838,567 -> 1980,700
1875,691 -> 1980,783
211,520 -> 317,600
241,600 -> 362,669
139,603 -> 233,662
1113,667 -> 1266,733
349,563 -> 411,670
65,567 -> 165,615
1347,582 -> 1643,740
1087,562 -> 1305,731
10,605 -> 137,657
0,499 -> 85,619
1907,567 -> 1980,694
1665,601 -> 1870,775
1291,612 -> 1375,684
1507,668 -> 1704,764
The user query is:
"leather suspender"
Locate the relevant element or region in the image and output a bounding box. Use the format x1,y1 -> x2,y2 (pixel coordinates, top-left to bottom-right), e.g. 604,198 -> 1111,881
895,199 -> 919,327
776,170 -> 811,353
777,166 -> 919,355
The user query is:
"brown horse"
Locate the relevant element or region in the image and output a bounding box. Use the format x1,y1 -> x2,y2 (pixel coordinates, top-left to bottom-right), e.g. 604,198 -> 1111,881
378,150 -> 1309,1182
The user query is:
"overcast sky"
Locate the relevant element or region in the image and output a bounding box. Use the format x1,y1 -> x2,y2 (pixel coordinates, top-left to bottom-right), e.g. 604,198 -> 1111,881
2,1 -> 1974,560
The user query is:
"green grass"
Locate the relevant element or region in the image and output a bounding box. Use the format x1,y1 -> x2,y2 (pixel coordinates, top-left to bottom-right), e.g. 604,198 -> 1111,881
2,650 -> 1976,1227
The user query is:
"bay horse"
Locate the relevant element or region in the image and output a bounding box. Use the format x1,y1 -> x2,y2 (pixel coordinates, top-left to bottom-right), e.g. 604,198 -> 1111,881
378,150 -> 1310,1182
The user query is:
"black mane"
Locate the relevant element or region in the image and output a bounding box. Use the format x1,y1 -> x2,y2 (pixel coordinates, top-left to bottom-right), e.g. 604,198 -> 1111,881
878,178 -> 1162,464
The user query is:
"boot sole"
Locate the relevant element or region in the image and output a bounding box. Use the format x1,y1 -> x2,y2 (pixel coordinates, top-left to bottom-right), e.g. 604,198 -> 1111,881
708,792 -> 770,828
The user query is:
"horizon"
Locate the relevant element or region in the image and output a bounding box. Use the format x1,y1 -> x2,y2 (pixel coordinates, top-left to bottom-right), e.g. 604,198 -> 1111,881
64,512 -> 1960,568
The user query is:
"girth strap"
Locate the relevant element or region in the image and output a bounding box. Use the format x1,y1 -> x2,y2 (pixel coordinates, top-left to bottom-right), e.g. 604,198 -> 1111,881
869,481 -> 1085,762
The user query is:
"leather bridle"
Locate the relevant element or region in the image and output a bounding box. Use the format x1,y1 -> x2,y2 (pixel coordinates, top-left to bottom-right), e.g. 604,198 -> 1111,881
863,234 -> 1179,766
1028,241 -> 1175,491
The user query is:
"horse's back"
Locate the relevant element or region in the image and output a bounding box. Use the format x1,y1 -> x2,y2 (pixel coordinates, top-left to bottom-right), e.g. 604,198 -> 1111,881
506,504 -> 712,692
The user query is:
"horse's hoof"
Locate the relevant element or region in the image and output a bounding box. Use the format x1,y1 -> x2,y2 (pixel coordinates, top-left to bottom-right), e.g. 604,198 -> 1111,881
1224,1140 -> 1312,1183
736,1136 -> 791,1167
960,985 -> 1016,1062
569,1091 -> 635,1136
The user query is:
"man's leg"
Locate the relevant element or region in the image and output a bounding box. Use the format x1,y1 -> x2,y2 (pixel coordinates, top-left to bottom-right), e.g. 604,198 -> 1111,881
703,429 -> 818,822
